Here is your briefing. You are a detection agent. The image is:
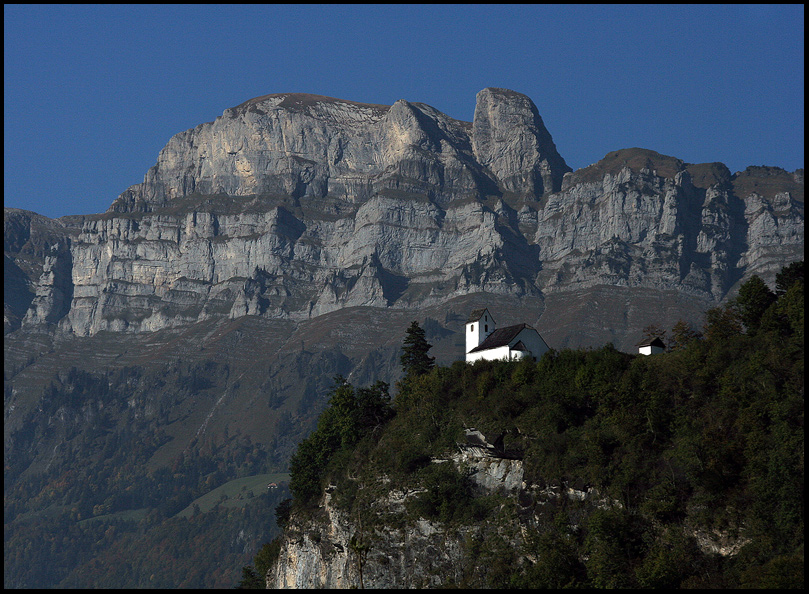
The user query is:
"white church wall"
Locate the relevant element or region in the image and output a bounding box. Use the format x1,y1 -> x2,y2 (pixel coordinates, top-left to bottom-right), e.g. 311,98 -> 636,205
513,328 -> 550,360
467,345 -> 511,363
639,344 -> 664,356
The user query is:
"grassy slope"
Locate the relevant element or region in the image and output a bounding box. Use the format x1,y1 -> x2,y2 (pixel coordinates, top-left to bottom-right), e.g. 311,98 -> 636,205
175,472 -> 291,517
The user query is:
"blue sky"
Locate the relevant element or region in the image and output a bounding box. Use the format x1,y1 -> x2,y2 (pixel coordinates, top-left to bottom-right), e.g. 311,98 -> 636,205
4,4 -> 804,219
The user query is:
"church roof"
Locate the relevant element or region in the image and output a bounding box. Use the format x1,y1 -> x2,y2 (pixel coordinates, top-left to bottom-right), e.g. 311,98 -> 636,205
466,308 -> 489,323
638,337 -> 666,348
468,323 -> 529,353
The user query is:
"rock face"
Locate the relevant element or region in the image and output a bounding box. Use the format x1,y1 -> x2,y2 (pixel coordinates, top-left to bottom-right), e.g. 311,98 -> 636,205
268,440 -> 531,589
107,90 -> 558,213
269,488 -> 471,589
4,89 -> 804,350
472,87 -> 570,195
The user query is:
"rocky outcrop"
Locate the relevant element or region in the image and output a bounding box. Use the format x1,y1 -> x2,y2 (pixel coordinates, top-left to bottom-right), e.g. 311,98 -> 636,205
472,87 -> 571,195
4,209 -> 83,333
4,90 -> 803,343
267,430 -> 618,589
267,423 -> 755,589
267,430 -> 529,589
269,487 -> 471,589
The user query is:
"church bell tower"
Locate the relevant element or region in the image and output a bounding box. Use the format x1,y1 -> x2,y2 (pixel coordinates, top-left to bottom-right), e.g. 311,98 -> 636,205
466,308 -> 495,354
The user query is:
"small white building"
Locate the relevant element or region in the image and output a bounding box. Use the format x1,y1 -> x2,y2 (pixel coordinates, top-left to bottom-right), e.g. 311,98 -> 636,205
465,308 -> 550,363
638,337 -> 666,356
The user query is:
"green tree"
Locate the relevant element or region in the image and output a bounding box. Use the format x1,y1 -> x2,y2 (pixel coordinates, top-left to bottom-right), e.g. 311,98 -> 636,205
775,260 -> 804,296
519,515 -> 586,588
703,304 -> 742,342
668,319 -> 701,351
400,321 -> 435,377
583,508 -> 644,588
323,377 -> 361,449
288,377 -> 393,505
355,381 -> 393,431
274,498 -> 292,529
288,377 -> 355,503
776,281 -> 804,340
237,565 -> 263,589
253,540 -> 281,585
734,275 -> 776,335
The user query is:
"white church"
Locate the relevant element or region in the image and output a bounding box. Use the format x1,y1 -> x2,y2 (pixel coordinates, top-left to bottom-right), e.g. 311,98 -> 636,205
465,308 -> 550,363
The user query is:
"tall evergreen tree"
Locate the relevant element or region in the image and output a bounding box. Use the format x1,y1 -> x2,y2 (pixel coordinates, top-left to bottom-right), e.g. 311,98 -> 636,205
735,275 -> 776,335
400,321 -> 435,377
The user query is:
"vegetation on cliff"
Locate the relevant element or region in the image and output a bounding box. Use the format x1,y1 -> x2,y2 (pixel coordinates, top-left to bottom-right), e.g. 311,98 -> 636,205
254,263 -> 804,588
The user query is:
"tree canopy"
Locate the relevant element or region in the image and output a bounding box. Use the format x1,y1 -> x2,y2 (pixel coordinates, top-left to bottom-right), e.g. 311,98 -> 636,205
734,274 -> 777,335
274,261 -> 804,589
288,377 -> 392,504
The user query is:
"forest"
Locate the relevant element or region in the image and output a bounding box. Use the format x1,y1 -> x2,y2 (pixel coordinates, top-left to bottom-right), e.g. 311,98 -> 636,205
4,360 -> 289,588
249,262 -> 804,588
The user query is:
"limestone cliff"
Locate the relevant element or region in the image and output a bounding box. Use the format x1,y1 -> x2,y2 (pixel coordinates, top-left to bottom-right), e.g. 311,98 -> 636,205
4,89 -> 804,349
266,430 -> 750,588
268,433 -> 533,589
107,89 -> 560,213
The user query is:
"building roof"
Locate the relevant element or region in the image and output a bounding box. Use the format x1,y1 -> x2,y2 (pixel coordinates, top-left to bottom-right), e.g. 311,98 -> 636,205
638,336 -> 666,348
468,323 -> 529,353
466,308 -> 490,323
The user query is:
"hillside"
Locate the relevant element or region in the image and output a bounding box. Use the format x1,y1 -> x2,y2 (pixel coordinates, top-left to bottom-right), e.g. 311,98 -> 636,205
264,268 -> 804,588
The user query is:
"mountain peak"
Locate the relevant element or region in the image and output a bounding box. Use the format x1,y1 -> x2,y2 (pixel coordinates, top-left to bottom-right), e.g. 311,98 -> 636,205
473,87 -> 571,195
7,88 -> 802,343
108,88 -> 572,213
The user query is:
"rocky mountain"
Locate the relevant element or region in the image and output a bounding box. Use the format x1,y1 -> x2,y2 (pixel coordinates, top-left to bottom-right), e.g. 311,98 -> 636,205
3,87 -> 803,588
4,88 -> 803,346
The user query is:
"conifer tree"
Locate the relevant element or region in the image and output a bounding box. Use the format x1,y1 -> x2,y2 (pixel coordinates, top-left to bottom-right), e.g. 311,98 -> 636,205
237,565 -> 263,589
735,275 -> 776,335
400,321 -> 435,377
